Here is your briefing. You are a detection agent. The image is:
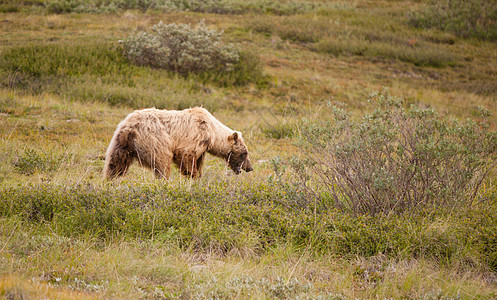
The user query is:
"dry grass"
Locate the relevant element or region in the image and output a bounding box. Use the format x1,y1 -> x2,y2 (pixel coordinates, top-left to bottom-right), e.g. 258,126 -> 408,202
0,276 -> 95,299
2,223 -> 496,299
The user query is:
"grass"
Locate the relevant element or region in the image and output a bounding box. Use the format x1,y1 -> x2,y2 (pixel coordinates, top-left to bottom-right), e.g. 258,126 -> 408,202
0,42 -> 263,109
1,0 -> 497,298
312,38 -> 455,67
2,185 -> 497,298
0,0 -> 355,15
2,181 -> 497,261
248,14 -> 459,67
408,0 -> 497,42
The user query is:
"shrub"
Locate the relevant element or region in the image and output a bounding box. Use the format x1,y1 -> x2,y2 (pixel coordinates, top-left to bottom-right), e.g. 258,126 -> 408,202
12,148 -> 62,176
293,90 -> 497,215
122,21 -> 265,86
1,181 -> 497,269
123,21 -> 239,75
408,0 -> 497,41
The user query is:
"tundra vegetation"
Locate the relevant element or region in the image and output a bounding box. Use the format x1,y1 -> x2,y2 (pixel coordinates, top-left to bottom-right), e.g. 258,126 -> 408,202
1,0 -> 497,298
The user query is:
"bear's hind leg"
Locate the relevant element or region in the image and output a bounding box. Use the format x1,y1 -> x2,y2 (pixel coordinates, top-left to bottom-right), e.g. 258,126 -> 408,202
104,145 -> 134,179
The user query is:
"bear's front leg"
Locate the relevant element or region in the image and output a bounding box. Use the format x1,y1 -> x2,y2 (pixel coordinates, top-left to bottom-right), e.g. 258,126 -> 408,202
145,153 -> 172,180
174,153 -> 201,178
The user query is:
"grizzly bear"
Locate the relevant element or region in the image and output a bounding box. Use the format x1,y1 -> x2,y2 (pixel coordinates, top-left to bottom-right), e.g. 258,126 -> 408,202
103,107 -> 253,179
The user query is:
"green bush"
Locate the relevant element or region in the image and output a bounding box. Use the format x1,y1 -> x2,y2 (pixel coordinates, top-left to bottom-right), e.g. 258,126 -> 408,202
408,0 -> 497,41
122,21 -> 265,85
293,90 -> 497,215
123,21 -> 239,75
1,182 -> 497,269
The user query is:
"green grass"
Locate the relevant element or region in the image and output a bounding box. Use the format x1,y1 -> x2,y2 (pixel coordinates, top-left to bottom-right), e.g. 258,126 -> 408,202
2,0 -> 354,15
0,43 -> 130,77
409,0 -> 497,42
3,224 -> 494,299
1,181 -> 497,298
248,14 -> 458,67
0,43 -> 234,110
313,37 -> 455,67
259,121 -> 296,139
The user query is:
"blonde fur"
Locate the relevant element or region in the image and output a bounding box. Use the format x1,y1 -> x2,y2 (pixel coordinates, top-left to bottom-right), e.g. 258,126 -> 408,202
103,107 -> 252,179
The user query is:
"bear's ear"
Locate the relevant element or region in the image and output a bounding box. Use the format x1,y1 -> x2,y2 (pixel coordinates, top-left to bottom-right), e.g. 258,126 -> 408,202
228,132 -> 239,143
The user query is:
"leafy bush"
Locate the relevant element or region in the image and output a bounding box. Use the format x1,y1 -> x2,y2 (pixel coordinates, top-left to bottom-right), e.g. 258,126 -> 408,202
122,21 -> 265,85
408,0 -> 497,41
123,21 -> 238,75
293,90 -> 497,215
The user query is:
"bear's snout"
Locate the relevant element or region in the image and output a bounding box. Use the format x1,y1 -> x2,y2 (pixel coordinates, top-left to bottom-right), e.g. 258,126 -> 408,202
242,159 -> 253,173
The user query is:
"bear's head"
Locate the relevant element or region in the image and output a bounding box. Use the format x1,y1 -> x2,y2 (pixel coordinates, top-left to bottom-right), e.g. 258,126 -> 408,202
227,132 -> 253,175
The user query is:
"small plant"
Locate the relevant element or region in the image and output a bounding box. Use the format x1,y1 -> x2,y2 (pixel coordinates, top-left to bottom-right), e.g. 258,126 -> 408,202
122,21 -> 239,75
13,148 -> 62,175
294,90 -> 497,215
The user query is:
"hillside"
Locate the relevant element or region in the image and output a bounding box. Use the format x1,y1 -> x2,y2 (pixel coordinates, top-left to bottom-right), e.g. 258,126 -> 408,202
1,0 -> 497,298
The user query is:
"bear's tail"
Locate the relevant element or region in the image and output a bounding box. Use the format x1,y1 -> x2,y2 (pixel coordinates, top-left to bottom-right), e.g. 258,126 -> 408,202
103,126 -> 136,179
